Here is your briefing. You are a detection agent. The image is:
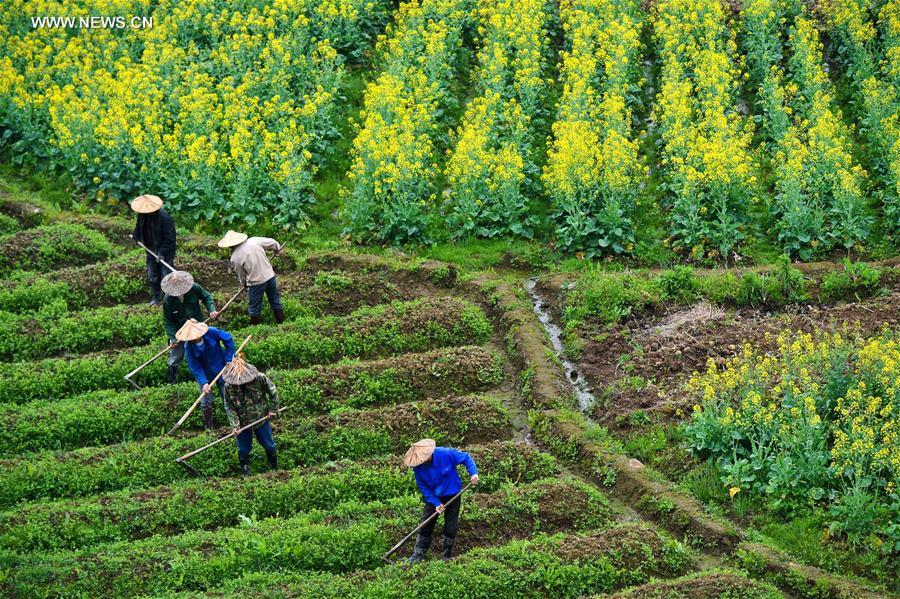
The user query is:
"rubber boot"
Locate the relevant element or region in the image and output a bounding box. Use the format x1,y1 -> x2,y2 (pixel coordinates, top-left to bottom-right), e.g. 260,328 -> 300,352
239,453 -> 251,477
149,287 -> 162,306
202,404 -> 214,431
408,534 -> 431,564
274,309 -> 285,324
166,364 -> 179,385
441,535 -> 455,561
249,314 -> 263,325
266,449 -> 278,470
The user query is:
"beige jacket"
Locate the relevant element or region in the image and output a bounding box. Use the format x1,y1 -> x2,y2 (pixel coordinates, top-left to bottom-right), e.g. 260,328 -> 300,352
230,237 -> 281,286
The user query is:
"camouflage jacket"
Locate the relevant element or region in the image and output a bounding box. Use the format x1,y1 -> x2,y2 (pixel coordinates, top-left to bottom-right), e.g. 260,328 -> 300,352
223,373 -> 279,430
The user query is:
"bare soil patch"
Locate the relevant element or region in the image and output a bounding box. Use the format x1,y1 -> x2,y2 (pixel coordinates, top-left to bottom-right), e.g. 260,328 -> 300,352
577,293 -> 900,423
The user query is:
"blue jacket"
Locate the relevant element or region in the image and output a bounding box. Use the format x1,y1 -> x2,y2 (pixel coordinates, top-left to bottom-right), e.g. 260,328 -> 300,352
184,327 -> 235,385
413,447 -> 478,507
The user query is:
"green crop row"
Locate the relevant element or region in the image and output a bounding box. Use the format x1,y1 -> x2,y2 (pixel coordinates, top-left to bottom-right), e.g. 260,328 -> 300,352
606,569 -> 785,598
0,251 -> 226,313
0,302 -> 162,362
0,441 -> 555,553
0,249 -> 399,316
0,223 -> 114,275
0,478 -> 613,598
0,345 -> 503,454
0,395 -> 511,508
0,293 -> 322,362
0,296 -> 492,404
166,525 -> 690,599
0,213 -> 19,235
0,259 -> 145,314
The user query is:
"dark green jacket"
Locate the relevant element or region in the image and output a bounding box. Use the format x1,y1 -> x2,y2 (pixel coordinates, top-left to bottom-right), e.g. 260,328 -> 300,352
224,373 -> 279,430
163,283 -> 216,340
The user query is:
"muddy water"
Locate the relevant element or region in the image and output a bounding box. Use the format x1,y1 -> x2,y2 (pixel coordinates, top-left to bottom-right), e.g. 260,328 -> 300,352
524,279 -> 596,411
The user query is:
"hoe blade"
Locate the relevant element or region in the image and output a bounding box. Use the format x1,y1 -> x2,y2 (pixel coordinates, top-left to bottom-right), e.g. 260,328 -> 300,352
176,458 -> 202,477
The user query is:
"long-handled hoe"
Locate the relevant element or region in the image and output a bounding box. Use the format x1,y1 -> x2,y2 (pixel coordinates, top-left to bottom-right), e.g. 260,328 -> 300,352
133,239 -> 177,273
174,406 -> 291,477
382,482 -> 473,563
166,334 -> 252,435
123,286 -> 246,389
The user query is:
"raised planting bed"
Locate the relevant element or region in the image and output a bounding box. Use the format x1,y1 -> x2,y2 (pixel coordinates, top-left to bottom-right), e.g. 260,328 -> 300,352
0,293 -> 333,362
603,569 -> 785,598
0,346 -> 503,454
0,297 -> 493,403
0,223 -> 114,275
0,478 -> 614,597
0,213 -> 19,235
0,251 -> 233,313
175,525 -> 691,598
0,442 -> 558,553
0,395 -> 512,507
0,250 -> 440,314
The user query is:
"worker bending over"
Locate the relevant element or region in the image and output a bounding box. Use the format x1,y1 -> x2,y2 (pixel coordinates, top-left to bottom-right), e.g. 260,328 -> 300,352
161,271 -> 218,384
217,230 -> 285,325
222,356 -> 279,476
175,319 -> 234,430
404,439 -> 479,563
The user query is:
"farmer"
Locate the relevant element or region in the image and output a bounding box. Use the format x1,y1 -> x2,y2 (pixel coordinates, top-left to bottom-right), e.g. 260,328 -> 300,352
222,356 -> 279,476
129,194 -> 177,306
161,270 -> 219,385
175,318 -> 235,430
404,439 -> 479,563
217,230 -> 285,325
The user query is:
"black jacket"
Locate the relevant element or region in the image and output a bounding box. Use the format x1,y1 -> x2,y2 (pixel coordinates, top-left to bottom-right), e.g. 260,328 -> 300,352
132,209 -> 177,257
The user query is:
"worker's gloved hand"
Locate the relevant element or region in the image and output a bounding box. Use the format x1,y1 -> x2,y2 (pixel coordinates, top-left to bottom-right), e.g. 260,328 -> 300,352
202,383 -> 211,395
209,311 -> 219,320
232,428 -> 240,436
470,474 -> 479,485
156,254 -> 162,263
129,235 -> 137,246
268,410 -> 278,418
435,504 -> 445,514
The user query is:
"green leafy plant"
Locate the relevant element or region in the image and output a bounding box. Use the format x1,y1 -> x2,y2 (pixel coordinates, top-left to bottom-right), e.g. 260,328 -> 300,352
819,259 -> 881,302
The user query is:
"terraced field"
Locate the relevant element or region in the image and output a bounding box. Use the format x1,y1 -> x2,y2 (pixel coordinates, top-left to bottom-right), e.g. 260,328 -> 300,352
0,196 -> 895,598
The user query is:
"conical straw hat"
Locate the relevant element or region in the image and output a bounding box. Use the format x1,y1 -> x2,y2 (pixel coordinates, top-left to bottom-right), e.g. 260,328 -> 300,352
175,318 -> 209,342
222,355 -> 259,385
403,438 -> 436,467
130,194 -> 163,214
161,270 -> 195,296
217,230 -> 248,248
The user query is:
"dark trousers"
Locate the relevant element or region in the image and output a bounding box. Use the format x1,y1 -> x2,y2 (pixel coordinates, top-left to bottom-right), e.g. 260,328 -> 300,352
199,379 -> 225,409
420,495 -> 461,539
236,421 -> 276,457
167,341 -> 185,367
146,252 -> 175,292
247,276 -> 282,316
